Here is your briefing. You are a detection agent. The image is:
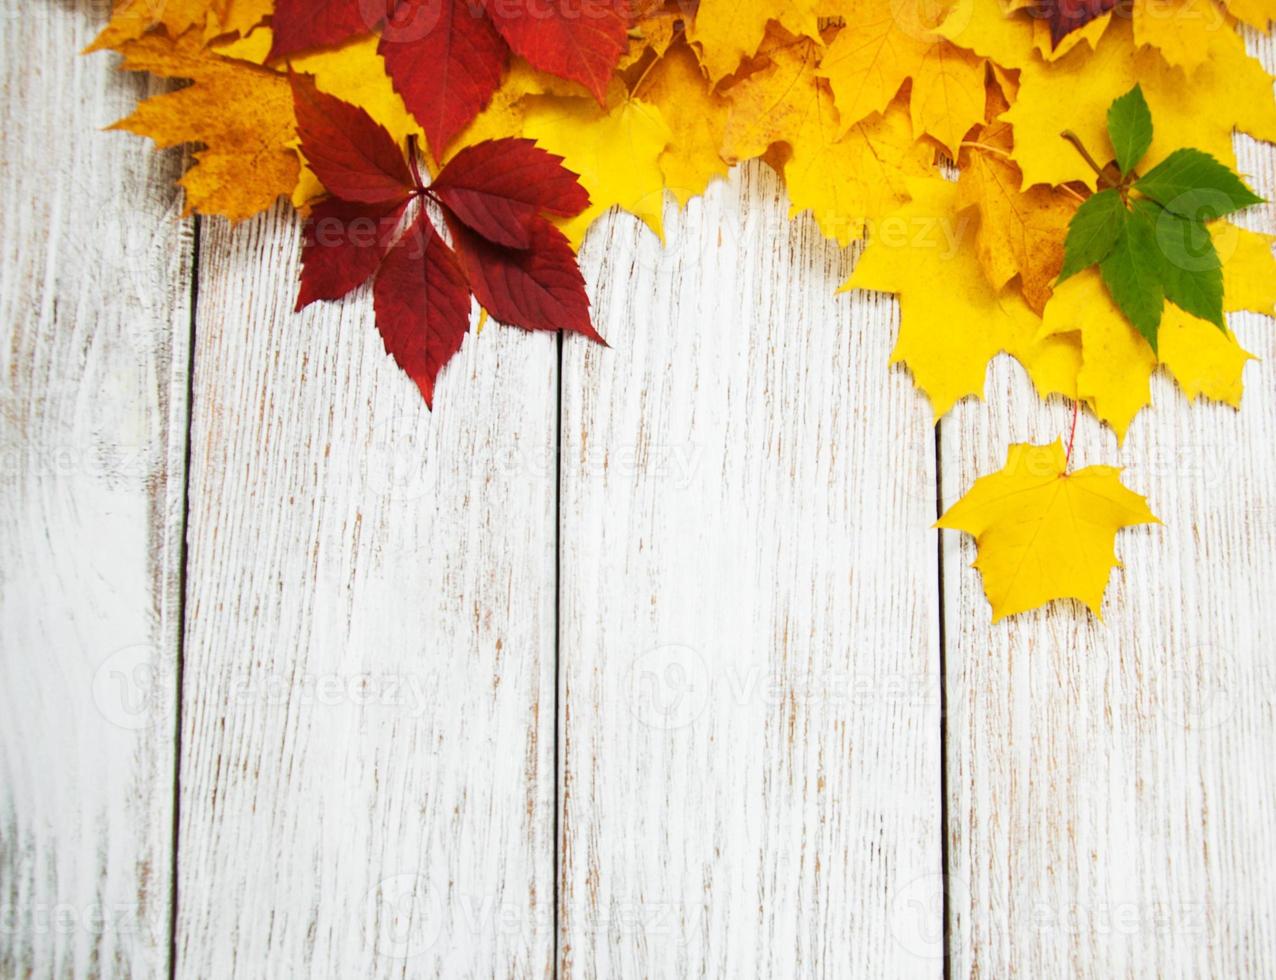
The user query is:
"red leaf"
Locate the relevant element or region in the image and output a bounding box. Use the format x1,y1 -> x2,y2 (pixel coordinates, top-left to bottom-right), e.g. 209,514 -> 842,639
372,211 -> 474,408
290,73 -> 418,204
1037,0 -> 1118,46
283,90 -> 600,408
483,0 -> 629,103
430,138 -> 589,249
447,214 -> 603,342
270,0 -> 375,58
296,197 -> 408,310
380,0 -> 510,156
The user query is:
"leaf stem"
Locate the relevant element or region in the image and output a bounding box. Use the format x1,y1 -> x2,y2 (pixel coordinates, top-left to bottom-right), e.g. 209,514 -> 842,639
1060,130 -> 1108,184
406,134 -> 426,191
958,140 -> 1012,159
1064,398 -> 1079,472
628,23 -> 686,99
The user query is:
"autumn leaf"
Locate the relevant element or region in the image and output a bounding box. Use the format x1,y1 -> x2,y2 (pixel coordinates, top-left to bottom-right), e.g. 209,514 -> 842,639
686,0 -> 822,82
845,178 -> 1081,416
616,3 -> 685,70
1221,0 -> 1276,28
635,41 -> 731,206
957,118 -> 1077,313
1041,217 -> 1275,441
817,0 -> 988,156
378,0 -> 510,156
1132,0 -> 1226,69
1221,225 -> 1276,315
485,0 -> 631,103
372,212 -> 475,404
88,0 -> 225,51
284,35 -> 426,206
520,87 -> 672,245
1034,0 -> 1119,47
81,0 -> 1276,625
935,0 -> 1037,71
1041,262 -> 1256,440
1057,84 -> 1264,351
1002,19 -> 1276,191
721,33 -> 933,245
270,0 -> 630,156
290,76 -> 602,406
938,441 -> 1160,621
291,72 -> 418,203
105,30 -> 300,221
269,0 -> 373,58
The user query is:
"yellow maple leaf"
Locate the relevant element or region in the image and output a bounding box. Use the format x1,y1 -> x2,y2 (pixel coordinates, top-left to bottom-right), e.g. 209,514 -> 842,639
88,0 -> 268,49
906,42 -> 988,155
817,0 -> 933,128
205,28 -> 425,207
1034,9 -> 1113,59
214,0 -> 273,38
935,0 -> 1036,70
845,178 -> 1079,416
521,88 -> 672,245
88,0 -> 214,50
1003,18 -> 1276,189
722,36 -> 933,244
617,4 -> 685,71
440,58 -> 588,164
1132,0 -> 1228,70
209,23 -> 271,61
973,0 -> 1108,59
107,30 -> 299,221
818,0 -> 987,155
1220,225 -> 1276,315
957,118 -> 1077,313
938,440 -> 1160,621
634,42 -> 730,205
1221,0 -> 1276,27
687,0 -> 822,82
1040,264 -> 1255,440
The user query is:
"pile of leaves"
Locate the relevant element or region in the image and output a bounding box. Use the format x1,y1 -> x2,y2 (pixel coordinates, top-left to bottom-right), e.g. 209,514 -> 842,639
91,0 -> 1276,620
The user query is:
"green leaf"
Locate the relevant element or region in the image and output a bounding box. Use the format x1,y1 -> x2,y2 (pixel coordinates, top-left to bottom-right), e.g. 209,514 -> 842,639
1134,148 -> 1264,221
1107,84 -> 1153,176
1059,188 -> 1126,281
1144,201 -> 1225,331
1099,202 -> 1165,351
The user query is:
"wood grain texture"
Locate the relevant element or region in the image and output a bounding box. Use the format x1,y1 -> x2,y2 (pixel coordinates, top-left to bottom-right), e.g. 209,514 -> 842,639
0,2 -> 193,977
558,164 -> 944,978
177,207 -> 559,976
940,32 -> 1276,978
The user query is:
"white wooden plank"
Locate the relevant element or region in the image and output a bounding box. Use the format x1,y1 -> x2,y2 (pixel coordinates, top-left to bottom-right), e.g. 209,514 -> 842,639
176,207 -> 559,976
942,32 -> 1276,977
559,163 -> 944,977
0,3 -> 193,977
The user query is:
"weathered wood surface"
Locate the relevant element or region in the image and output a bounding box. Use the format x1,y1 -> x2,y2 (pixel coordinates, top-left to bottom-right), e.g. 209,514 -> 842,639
5,5 -> 1276,979
0,1 -> 193,976
559,167 -> 943,977
176,207 -> 560,976
940,31 -> 1276,979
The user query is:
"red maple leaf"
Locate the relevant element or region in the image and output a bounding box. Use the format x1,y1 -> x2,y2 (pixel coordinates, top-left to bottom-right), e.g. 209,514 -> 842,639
1036,0 -> 1120,46
271,0 -> 630,155
290,74 -> 603,408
